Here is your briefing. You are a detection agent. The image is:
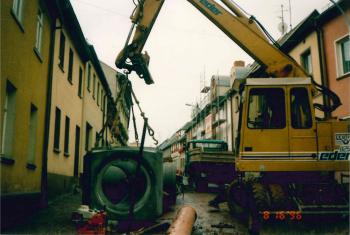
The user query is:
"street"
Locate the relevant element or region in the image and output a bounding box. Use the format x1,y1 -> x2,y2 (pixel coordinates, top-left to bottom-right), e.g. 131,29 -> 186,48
4,189 -> 349,235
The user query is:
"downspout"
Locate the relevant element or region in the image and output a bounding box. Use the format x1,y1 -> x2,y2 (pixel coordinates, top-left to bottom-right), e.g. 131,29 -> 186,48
41,14 -> 57,207
230,92 -> 235,153
103,94 -> 108,146
315,19 -> 331,119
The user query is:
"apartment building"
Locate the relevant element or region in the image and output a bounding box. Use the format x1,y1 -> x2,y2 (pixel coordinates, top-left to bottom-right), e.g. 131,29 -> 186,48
319,0 -> 349,119
1,0 -> 54,228
278,0 -> 349,119
100,61 -> 131,146
46,0 -> 112,199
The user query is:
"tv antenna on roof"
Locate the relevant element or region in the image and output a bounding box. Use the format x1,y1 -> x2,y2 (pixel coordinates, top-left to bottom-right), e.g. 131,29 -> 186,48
278,4 -> 288,35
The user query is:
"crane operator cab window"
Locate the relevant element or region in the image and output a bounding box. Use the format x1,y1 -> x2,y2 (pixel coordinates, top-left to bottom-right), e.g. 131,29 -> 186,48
290,87 -> 312,128
247,88 -> 286,129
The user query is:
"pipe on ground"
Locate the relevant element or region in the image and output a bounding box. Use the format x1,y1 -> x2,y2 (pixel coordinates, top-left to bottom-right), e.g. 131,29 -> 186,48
167,206 -> 197,235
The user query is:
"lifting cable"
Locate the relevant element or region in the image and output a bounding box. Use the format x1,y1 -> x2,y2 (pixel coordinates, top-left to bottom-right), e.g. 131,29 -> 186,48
128,78 -> 158,146
126,72 -> 158,227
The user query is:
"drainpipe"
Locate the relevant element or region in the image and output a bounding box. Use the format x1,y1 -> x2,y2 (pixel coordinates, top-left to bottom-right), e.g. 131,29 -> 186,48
41,14 -> 57,207
315,20 -> 331,119
230,92 -> 235,152
103,94 -> 108,146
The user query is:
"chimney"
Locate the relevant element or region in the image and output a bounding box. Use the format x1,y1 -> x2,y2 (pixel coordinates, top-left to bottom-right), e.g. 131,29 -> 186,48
233,60 -> 245,67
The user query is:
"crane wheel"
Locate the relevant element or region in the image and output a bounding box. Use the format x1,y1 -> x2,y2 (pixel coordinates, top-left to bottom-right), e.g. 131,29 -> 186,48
226,180 -> 248,220
251,183 -> 271,211
269,184 -> 285,209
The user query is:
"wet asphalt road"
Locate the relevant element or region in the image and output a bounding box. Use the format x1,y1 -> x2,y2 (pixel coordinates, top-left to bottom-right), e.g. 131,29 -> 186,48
3,190 -> 349,235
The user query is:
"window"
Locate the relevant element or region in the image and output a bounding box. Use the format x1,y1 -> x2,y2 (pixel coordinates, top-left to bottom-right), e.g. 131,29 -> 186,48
68,48 -> 74,83
290,88 -> 312,129
101,90 -> 105,111
58,32 -> 65,69
27,104 -> 38,165
12,0 -> 24,23
301,49 -> 312,75
336,36 -> 350,76
1,82 -> 17,158
78,67 -> 83,97
95,132 -> 99,147
87,63 -> 91,91
92,74 -> 96,98
85,122 -> 92,151
97,82 -> 100,106
34,8 -> 43,54
54,107 -> 61,151
247,88 -> 286,129
74,125 -> 80,177
64,116 -> 70,155
101,89 -> 104,110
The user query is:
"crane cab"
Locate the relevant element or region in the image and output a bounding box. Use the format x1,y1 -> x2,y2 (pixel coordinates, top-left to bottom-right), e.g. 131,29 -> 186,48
236,77 -> 350,172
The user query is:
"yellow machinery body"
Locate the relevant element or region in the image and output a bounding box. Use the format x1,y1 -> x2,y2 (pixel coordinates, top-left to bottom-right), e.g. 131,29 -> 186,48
236,78 -> 349,172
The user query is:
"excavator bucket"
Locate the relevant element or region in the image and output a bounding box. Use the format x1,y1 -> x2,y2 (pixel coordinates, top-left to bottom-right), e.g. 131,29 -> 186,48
116,48 -> 154,85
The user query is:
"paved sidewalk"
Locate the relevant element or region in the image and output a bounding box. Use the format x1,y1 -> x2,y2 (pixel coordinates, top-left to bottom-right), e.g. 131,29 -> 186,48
4,192 -> 80,235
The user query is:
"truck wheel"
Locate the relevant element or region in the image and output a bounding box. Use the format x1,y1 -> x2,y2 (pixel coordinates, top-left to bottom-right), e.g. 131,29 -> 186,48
269,184 -> 285,209
226,180 -> 248,220
252,183 -> 270,210
194,178 -> 208,192
248,212 -> 261,235
247,183 -> 262,235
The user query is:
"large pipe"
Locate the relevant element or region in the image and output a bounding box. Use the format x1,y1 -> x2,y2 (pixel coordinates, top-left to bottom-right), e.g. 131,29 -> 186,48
167,206 -> 197,235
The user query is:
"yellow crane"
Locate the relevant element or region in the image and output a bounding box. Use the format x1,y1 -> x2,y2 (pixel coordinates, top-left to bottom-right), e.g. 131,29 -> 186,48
116,0 -> 349,233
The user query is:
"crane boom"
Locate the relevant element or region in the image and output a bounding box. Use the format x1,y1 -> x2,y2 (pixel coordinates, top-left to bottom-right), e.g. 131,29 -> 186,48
115,0 -> 308,84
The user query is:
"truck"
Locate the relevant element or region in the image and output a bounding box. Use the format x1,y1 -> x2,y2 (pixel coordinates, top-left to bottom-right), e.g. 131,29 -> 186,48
185,139 -> 235,191
115,0 -> 349,233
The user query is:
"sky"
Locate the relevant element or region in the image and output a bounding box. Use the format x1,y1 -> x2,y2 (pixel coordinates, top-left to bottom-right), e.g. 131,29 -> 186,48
70,0 -> 333,147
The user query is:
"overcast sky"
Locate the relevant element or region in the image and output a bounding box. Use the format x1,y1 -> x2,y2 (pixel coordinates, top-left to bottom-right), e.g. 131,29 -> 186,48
70,0 -> 332,146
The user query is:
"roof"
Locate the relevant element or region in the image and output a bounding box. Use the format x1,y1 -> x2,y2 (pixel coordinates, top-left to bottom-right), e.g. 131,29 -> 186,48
211,75 -> 231,87
246,77 -> 311,86
317,0 -> 350,26
100,61 -> 118,99
158,134 -> 177,150
278,10 -> 320,53
180,121 -> 193,131
88,46 -> 111,95
188,139 -> 227,144
53,0 -> 90,62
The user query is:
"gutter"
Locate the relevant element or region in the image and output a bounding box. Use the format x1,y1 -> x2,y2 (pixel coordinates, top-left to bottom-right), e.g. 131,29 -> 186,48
315,21 -> 331,119
41,11 -> 57,207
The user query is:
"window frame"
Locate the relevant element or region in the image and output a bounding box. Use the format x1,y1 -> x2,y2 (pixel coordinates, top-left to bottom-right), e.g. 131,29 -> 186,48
97,82 -> 100,106
27,104 -> 38,167
290,87 -> 313,129
335,35 -> 350,78
247,87 -> 286,129
68,48 -> 74,83
64,116 -> 70,156
87,63 -> 91,92
34,8 -> 44,55
1,82 -> 17,161
11,0 -> 24,30
92,74 -> 96,98
78,67 -> 83,98
58,31 -> 66,70
53,107 -> 61,152
300,48 -> 313,75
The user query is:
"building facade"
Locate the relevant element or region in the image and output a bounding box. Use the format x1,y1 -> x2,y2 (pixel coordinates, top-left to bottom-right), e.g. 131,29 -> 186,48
46,0 -> 113,199
1,0 -> 54,228
100,61 -> 131,146
278,0 -> 349,119
319,0 -> 349,119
